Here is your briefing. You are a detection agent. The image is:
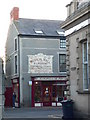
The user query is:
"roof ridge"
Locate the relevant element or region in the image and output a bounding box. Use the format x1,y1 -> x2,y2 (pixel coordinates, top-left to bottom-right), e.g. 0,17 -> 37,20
18,18 -> 64,22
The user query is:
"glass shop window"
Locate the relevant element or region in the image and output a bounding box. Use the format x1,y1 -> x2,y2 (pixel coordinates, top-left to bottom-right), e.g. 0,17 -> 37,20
34,82 -> 42,102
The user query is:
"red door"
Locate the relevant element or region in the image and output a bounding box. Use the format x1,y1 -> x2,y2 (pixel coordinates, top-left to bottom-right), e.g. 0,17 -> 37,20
4,87 -> 13,107
43,86 -> 51,106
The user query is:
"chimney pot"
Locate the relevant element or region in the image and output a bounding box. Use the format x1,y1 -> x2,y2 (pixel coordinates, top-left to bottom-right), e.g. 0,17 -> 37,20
10,7 -> 19,20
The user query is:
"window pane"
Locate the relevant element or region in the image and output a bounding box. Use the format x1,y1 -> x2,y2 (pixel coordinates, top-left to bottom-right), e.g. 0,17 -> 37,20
15,56 -> 17,73
34,82 -> 42,102
84,64 -> 88,89
82,41 -> 88,90
84,42 -> 87,62
57,86 -> 63,102
52,86 -> 56,101
60,39 -> 66,48
59,54 -> 66,72
15,38 -> 17,51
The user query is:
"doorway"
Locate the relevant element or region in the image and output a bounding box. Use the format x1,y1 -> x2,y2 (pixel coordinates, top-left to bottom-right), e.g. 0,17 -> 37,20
4,87 -> 13,107
12,78 -> 20,107
43,85 -> 51,106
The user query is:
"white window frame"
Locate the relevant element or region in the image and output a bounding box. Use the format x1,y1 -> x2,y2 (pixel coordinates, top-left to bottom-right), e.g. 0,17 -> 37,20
60,39 -> 66,48
82,40 -> 89,90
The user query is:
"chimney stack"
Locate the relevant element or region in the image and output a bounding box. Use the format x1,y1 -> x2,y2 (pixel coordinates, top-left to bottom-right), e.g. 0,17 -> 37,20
66,0 -> 78,17
10,7 -> 19,21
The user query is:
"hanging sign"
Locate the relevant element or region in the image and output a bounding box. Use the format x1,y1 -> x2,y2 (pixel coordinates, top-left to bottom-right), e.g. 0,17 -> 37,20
29,81 -> 32,86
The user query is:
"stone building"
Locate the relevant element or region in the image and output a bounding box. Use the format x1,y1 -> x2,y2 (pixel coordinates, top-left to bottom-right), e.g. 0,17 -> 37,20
61,0 -> 90,117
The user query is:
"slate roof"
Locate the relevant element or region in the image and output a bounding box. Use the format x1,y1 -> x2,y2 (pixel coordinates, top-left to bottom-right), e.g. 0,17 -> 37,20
14,18 -> 65,37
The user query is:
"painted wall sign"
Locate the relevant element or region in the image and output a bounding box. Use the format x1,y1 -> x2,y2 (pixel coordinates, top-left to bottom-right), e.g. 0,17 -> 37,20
28,53 -> 53,73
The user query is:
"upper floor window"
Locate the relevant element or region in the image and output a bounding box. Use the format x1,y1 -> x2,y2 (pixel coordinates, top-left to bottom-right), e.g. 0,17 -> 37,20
57,31 -> 65,36
14,38 -> 18,51
82,40 -> 89,90
59,54 -> 66,72
60,39 -> 66,48
14,55 -> 18,74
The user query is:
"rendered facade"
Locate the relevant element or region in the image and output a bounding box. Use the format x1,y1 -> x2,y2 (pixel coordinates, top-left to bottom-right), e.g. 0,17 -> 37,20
5,7 -> 67,107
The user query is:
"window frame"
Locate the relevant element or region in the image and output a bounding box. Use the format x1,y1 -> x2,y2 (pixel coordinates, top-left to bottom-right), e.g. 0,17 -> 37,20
60,39 -> 66,48
59,54 -> 66,73
82,40 -> 89,91
14,37 -> 18,51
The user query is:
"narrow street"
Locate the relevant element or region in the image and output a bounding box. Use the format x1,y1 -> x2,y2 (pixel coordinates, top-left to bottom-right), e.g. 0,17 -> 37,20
2,107 -> 63,120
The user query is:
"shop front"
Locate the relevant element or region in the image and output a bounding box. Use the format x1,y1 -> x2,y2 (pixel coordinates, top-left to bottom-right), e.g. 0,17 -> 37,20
31,76 -> 67,107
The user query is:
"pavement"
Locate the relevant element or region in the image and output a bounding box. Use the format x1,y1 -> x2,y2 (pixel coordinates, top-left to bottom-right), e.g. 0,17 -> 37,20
2,107 -> 63,120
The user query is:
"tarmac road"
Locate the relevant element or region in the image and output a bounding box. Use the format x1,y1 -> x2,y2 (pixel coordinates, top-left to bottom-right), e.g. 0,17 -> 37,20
2,107 -> 63,119
2,107 -> 90,120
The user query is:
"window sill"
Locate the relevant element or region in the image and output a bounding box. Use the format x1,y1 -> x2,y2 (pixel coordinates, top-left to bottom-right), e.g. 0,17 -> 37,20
76,90 -> 90,94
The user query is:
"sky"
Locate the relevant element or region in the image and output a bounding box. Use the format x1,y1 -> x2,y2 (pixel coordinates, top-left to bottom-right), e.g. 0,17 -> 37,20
0,0 -> 72,58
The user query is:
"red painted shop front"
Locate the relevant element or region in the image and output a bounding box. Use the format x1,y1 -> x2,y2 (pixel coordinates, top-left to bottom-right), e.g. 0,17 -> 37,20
31,77 -> 67,107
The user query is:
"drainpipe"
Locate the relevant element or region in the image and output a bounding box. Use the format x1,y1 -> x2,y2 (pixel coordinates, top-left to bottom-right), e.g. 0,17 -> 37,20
18,35 -> 21,107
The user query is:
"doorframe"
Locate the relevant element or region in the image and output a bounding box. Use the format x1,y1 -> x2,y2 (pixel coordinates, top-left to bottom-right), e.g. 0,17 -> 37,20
11,77 -> 20,107
42,85 -> 52,106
